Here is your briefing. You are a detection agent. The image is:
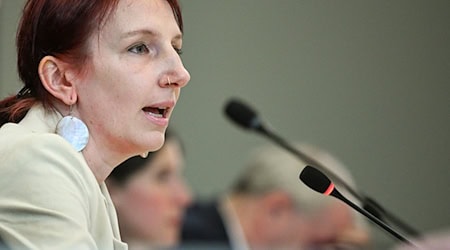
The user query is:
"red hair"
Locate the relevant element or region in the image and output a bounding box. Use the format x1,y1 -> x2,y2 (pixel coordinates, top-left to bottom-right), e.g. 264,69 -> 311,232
0,0 -> 183,126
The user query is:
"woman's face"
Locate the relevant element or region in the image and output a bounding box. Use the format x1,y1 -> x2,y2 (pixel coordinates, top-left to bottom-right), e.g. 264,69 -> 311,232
75,0 -> 190,158
112,139 -> 192,246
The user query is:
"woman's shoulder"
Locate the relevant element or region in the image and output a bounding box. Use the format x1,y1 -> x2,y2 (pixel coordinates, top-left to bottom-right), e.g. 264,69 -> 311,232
0,126 -> 110,250
1,122 -> 76,159
0,122 -> 96,191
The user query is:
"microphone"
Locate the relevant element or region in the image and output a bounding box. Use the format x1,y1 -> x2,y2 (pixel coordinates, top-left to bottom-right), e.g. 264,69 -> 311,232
224,98 -> 364,202
223,98 -> 421,237
224,99 -> 266,132
300,166 -> 420,248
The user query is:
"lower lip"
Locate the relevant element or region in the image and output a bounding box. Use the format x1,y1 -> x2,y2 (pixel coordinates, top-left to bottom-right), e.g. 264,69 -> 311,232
143,111 -> 169,126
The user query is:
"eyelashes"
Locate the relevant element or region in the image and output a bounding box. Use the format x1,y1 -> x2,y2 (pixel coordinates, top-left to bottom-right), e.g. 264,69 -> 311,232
128,43 -> 151,54
127,43 -> 183,56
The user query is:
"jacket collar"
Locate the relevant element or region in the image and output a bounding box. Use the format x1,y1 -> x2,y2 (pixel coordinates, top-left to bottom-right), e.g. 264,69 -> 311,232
19,103 -> 62,133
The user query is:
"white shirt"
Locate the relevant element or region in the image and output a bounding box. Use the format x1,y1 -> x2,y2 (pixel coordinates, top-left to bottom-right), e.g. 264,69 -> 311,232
218,195 -> 250,250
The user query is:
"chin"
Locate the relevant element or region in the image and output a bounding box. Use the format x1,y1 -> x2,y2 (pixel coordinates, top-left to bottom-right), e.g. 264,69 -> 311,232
146,131 -> 166,151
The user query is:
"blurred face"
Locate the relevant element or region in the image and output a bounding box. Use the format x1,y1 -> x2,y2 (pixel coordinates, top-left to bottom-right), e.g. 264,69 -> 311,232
306,202 -> 369,249
74,0 -> 190,159
111,139 -> 192,247
266,208 -> 306,249
260,200 -> 368,250
252,193 -> 307,250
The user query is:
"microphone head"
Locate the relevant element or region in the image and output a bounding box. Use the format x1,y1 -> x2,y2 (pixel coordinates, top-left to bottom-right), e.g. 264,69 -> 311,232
224,98 -> 262,131
299,165 -> 335,196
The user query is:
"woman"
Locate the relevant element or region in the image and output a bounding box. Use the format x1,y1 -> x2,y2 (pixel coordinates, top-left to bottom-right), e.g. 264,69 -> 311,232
107,128 -> 192,249
0,0 -> 190,249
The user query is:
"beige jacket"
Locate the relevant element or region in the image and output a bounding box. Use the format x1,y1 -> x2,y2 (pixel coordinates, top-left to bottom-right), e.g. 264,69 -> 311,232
0,104 -> 127,249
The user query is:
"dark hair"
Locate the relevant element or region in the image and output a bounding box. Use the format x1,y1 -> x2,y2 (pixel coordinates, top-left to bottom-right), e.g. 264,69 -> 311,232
0,0 -> 183,126
108,128 -> 184,185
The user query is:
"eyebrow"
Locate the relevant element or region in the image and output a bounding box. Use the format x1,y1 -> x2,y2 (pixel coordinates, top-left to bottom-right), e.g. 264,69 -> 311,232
121,29 -> 182,42
121,29 -> 157,39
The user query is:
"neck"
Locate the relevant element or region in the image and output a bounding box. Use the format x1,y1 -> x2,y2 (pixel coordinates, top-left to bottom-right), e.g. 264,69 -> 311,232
81,140 -> 118,183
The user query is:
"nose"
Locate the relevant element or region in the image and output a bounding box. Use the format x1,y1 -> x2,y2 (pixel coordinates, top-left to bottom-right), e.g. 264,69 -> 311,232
175,179 -> 192,207
161,53 -> 191,89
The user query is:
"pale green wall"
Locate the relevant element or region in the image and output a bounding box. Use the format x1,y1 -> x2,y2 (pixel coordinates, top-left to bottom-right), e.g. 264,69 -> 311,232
0,0 -> 23,96
1,1 -> 449,248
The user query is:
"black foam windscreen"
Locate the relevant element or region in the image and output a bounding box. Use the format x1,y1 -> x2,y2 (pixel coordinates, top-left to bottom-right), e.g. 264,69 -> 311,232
299,165 -> 333,194
224,99 -> 260,130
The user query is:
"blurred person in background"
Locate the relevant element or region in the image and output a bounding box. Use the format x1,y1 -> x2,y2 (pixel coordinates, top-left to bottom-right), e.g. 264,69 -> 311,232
392,228 -> 450,250
107,128 -> 192,250
181,143 -> 371,250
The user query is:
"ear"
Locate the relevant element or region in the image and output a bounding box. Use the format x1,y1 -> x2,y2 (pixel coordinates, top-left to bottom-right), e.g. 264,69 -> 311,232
39,55 -> 77,105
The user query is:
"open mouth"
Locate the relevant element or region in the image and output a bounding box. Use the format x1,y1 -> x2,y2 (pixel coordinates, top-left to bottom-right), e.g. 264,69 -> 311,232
143,107 -> 170,118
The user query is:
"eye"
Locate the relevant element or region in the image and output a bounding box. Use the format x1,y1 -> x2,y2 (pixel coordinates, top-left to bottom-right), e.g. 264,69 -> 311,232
155,168 -> 171,183
128,43 -> 150,54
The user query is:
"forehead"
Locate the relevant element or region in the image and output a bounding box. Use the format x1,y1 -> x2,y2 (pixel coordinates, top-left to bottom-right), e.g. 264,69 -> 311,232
116,0 -> 170,19
102,0 -> 180,37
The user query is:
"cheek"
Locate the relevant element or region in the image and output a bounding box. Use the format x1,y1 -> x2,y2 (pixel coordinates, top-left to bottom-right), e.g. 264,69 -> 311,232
77,62 -> 152,146
116,186 -> 162,228
82,56 -> 141,104
125,186 -> 165,212
284,216 -> 303,240
77,66 -> 131,122
328,205 -> 354,231
120,187 -> 166,230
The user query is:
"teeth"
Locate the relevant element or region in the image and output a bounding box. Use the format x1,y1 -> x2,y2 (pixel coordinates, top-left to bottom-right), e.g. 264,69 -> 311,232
147,112 -> 163,118
143,106 -> 168,118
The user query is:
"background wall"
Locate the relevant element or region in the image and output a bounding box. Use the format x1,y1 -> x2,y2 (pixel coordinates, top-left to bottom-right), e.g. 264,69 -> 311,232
0,0 -> 23,95
1,0 -> 449,248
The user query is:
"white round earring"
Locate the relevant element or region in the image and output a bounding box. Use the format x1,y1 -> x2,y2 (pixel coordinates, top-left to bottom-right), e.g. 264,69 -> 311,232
56,105 -> 89,152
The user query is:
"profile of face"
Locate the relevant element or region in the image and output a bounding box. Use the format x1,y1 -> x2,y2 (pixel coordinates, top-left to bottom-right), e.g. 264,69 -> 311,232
304,202 -> 370,249
243,192 -> 309,249
256,197 -> 368,250
71,0 -> 190,157
263,202 -> 307,249
109,138 -> 192,247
